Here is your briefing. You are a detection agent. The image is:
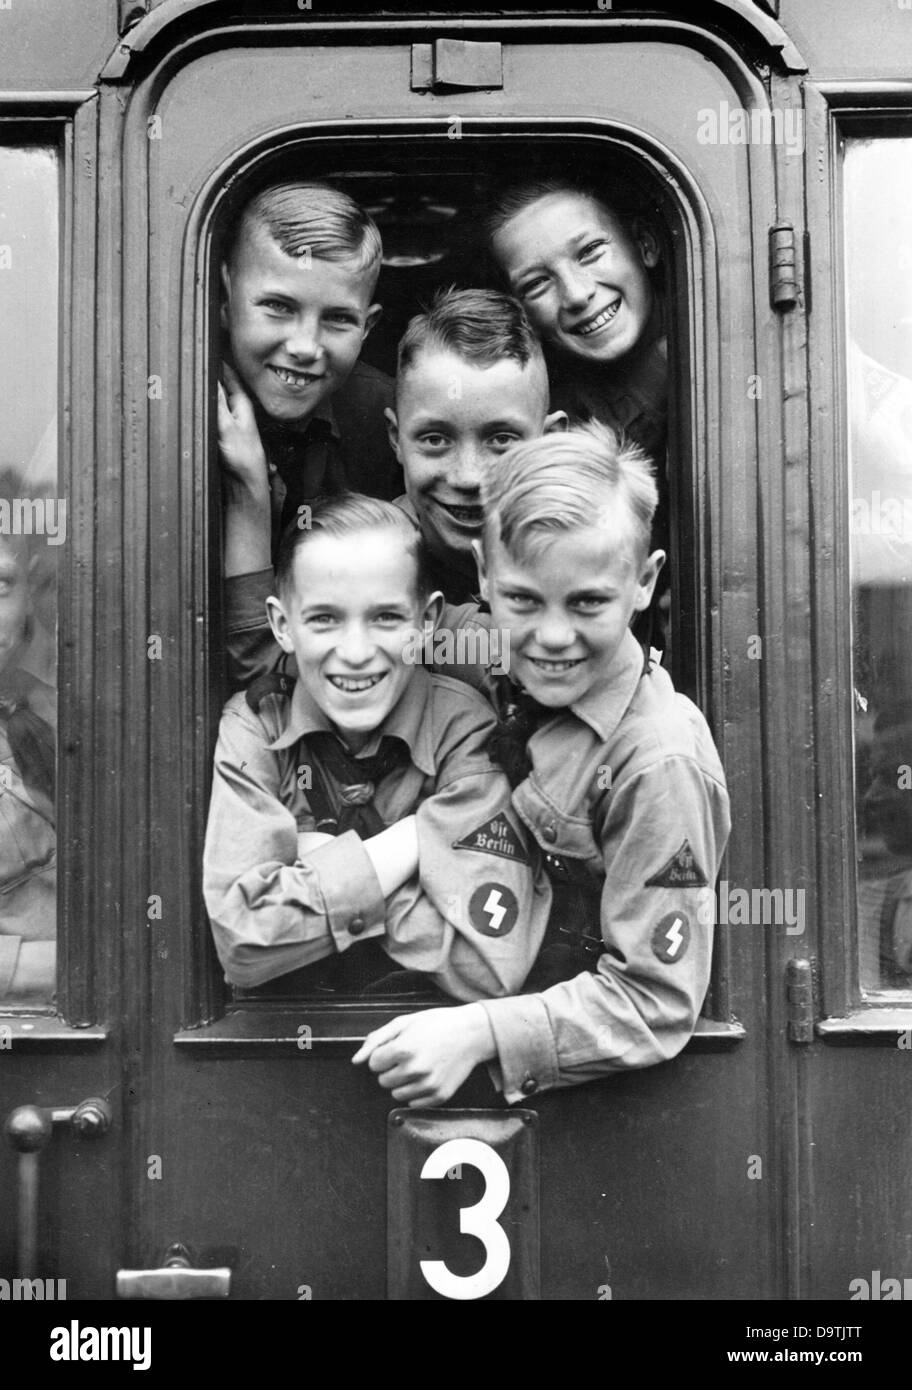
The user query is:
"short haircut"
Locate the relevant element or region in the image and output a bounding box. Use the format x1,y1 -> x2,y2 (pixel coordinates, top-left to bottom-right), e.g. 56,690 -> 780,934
396,286 -> 546,384
481,421 -> 658,567
227,180 -> 383,286
274,492 -> 431,602
483,177 -> 632,263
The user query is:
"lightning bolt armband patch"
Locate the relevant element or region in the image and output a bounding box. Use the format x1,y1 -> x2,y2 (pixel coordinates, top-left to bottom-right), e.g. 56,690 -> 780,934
468,882 -> 519,938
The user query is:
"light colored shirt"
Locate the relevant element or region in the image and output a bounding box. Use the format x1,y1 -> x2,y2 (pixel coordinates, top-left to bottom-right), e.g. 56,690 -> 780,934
203,666 -> 551,998
480,628 -> 731,1103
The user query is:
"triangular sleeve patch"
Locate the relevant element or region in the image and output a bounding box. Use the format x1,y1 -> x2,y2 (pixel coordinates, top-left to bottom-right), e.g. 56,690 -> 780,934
453,812 -> 530,865
644,839 -> 708,888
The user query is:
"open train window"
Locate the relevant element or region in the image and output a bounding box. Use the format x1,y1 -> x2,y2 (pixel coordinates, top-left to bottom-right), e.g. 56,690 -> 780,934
203,135 -> 700,1013
844,133 -> 912,997
0,138 -> 60,1012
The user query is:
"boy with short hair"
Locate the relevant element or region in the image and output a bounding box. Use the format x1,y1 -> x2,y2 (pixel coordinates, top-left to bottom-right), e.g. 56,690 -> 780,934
218,181 -> 400,684
387,286 -> 566,605
203,493 -> 551,997
225,286 -> 566,686
354,423 -> 730,1105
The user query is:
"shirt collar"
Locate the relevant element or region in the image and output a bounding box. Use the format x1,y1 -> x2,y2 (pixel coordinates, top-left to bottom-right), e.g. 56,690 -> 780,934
268,664 -> 437,777
563,627 -> 647,742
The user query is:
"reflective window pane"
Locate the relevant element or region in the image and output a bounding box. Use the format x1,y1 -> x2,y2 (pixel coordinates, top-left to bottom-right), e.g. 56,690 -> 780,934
0,145 -> 58,1005
846,137 -> 912,990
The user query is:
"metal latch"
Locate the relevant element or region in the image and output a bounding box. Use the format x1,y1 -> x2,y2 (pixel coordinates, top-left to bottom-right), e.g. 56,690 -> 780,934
411,40 -> 503,92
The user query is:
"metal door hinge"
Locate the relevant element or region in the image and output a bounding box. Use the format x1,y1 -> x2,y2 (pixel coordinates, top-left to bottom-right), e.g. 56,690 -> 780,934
411,40 -> 503,92
769,221 -> 800,310
786,957 -> 815,1042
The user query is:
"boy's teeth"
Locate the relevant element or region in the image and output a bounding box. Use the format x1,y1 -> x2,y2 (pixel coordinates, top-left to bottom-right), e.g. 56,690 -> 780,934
530,657 -> 582,672
273,366 -> 315,384
329,674 -> 384,692
577,301 -> 620,335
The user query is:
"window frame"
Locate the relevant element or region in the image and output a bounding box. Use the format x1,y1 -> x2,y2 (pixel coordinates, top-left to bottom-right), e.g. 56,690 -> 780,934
807,82 -> 912,1039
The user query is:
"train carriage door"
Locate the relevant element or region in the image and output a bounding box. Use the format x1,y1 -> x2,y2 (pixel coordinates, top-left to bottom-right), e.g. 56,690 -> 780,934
91,6 -> 814,1300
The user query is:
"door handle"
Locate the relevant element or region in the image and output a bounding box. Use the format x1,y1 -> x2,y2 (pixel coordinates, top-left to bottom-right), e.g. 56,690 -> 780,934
117,1244 -> 231,1300
4,1098 -> 112,1277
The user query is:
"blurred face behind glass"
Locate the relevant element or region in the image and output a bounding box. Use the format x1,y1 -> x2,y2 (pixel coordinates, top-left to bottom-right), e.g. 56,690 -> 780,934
0,539 -> 31,678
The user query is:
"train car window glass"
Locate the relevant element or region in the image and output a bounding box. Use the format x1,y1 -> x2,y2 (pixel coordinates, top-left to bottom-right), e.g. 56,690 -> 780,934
0,144 -> 59,1009
845,136 -> 912,993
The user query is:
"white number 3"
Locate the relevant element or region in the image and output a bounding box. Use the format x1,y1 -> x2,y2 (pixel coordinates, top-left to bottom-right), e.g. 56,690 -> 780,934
419,1138 -> 511,1300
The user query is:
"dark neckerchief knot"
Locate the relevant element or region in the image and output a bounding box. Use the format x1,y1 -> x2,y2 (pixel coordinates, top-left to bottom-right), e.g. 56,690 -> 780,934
302,730 -> 410,838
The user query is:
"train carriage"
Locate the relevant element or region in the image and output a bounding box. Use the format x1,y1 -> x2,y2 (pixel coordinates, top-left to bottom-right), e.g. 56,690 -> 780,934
1,0 -> 912,1308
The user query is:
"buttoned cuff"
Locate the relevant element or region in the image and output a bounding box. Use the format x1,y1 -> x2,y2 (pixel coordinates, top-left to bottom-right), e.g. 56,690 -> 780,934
480,993 -> 560,1104
225,569 -> 275,633
0,936 -> 21,999
311,831 -> 387,952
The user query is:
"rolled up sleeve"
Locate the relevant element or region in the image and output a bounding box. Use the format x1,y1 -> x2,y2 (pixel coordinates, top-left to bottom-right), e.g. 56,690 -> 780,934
203,701 -> 386,987
483,753 -> 730,1103
224,570 -> 281,691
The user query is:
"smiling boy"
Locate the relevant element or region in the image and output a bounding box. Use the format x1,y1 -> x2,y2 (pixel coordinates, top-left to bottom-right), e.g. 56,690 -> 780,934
354,424 -> 729,1105
484,180 -> 666,461
219,182 -> 400,685
386,287 -> 566,605
204,493 -> 550,996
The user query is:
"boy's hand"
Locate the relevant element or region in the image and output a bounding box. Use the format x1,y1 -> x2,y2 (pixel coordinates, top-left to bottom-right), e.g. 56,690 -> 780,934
296,831 -> 335,858
218,363 -> 269,496
352,1003 -> 497,1107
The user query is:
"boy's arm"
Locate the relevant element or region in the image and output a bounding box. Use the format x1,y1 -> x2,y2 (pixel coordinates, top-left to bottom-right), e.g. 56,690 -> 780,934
478,752 -> 731,1103
203,699 -> 393,987
376,702 -> 552,1000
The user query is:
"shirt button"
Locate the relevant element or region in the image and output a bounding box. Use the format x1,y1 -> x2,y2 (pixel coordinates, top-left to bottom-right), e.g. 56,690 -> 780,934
520,1076 -> 538,1096
542,823 -> 557,843
349,916 -> 366,937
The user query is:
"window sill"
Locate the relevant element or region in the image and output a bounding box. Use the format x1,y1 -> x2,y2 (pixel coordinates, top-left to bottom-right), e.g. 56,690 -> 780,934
175,1007 -> 747,1054
0,1014 -> 108,1049
817,1007 -> 912,1043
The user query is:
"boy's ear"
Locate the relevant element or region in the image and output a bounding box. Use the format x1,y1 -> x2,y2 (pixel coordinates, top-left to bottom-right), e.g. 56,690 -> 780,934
633,548 -> 666,611
543,409 -> 569,435
363,303 -> 383,339
631,217 -> 660,270
471,538 -> 489,602
420,588 -> 445,636
266,595 -> 294,653
384,406 -> 400,458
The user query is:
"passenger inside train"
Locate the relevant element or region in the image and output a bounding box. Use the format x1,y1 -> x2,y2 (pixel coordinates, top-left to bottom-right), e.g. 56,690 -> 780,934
353,423 -> 731,1105
203,491 -> 552,999
0,468 -> 56,1004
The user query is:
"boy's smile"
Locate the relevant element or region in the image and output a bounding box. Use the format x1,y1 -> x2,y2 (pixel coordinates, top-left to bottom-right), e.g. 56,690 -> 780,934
267,529 -> 441,752
492,192 -> 659,367
386,350 -> 562,571
477,524 -> 663,708
221,225 -> 380,424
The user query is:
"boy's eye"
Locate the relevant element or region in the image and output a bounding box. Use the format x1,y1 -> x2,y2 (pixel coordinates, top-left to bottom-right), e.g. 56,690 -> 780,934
306,613 -> 337,628
579,239 -> 609,262
418,433 -> 450,450
260,298 -> 292,314
504,592 -> 538,611
374,611 -> 407,625
489,432 -> 521,451
573,596 -> 608,612
324,311 -> 358,327
517,275 -> 550,300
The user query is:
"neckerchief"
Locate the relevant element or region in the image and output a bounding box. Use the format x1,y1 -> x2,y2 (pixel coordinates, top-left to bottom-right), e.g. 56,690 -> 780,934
0,668 -> 55,806
301,730 -> 411,838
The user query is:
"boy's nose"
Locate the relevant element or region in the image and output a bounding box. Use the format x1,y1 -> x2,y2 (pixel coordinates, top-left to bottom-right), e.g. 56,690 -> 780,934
449,444 -> 485,490
558,265 -> 596,314
534,612 -> 577,650
335,625 -> 375,667
284,320 -> 324,363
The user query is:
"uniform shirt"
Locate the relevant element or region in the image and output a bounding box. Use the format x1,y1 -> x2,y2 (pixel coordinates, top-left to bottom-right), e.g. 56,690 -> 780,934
0,672 -> 56,999
550,335 -> 668,465
203,665 -> 551,998
224,359 -> 402,687
479,627 -> 731,1104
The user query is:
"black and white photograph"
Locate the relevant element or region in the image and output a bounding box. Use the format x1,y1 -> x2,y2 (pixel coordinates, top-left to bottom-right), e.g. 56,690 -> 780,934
1,0 -> 911,1355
